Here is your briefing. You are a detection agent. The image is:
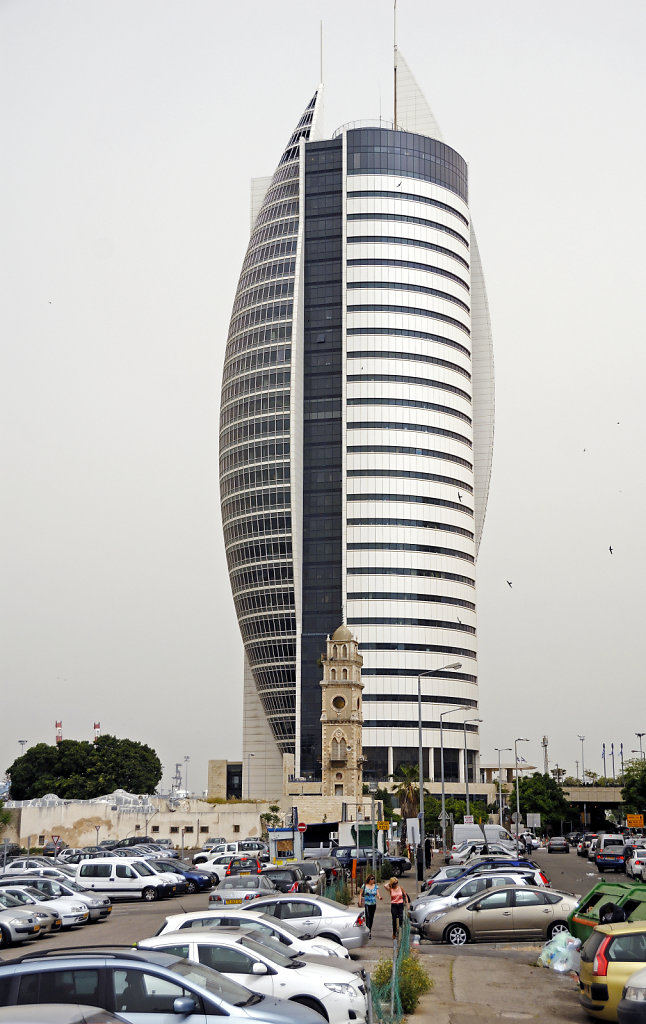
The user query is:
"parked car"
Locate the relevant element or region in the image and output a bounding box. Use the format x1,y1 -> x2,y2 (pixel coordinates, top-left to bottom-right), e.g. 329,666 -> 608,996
150,859 -> 213,894
0,884 -> 89,928
209,875 -> 279,905
449,842 -> 511,865
306,855 -> 343,885
192,842 -> 243,865
190,853 -> 237,882
0,905 -> 42,946
333,847 -> 411,877
0,889 -> 61,936
201,837 -> 226,851
0,876 -> 112,923
0,946 -> 325,1024
0,1005 -> 129,1024
422,885 -> 577,945
74,858 -> 170,901
410,870 -> 544,933
261,867 -> 310,894
626,849 -> 646,880
225,857 -> 263,877
617,963 -> 646,1023
241,894 -> 369,950
2,857 -> 51,873
547,837 -> 570,854
153,908 -> 351,960
289,860 -> 326,895
138,928 -> 368,1024
42,840 -> 68,858
579,921 -> 646,1020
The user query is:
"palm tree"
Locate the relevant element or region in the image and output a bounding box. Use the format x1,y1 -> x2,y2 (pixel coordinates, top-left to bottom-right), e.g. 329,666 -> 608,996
390,764 -> 420,849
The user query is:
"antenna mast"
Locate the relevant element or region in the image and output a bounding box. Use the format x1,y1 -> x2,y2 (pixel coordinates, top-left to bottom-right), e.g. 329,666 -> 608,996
320,20 -> 323,84
393,0 -> 398,128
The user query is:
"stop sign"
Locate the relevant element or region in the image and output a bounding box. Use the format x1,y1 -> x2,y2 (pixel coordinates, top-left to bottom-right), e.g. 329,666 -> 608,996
297,822 -> 307,833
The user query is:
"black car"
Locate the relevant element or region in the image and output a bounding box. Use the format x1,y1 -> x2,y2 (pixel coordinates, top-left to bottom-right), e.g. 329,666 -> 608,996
260,866 -> 309,893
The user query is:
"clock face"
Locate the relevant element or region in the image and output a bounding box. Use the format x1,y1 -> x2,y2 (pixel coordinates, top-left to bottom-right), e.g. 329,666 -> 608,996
332,695 -> 346,711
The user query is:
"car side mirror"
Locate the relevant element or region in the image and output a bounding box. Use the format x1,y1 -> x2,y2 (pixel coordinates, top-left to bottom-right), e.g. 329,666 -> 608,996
252,962 -> 269,975
173,996 -> 197,1014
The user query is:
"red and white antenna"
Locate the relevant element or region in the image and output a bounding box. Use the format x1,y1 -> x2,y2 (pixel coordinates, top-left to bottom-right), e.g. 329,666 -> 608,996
55,721 -> 63,744
93,722 -> 101,742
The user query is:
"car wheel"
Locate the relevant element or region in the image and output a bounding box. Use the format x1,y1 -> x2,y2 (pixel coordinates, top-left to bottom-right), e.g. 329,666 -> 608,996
445,923 -> 470,945
142,887 -> 159,902
185,881 -> 197,894
548,921 -> 569,939
0,926 -> 7,949
319,932 -> 343,944
194,856 -> 206,865
392,865 -> 403,877
291,997 -> 328,1020
598,867 -> 605,873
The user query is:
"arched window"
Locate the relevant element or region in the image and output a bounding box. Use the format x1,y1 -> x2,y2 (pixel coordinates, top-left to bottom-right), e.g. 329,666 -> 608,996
331,734 -> 347,760
342,668 -> 348,680
330,668 -> 337,680
342,645 -> 348,658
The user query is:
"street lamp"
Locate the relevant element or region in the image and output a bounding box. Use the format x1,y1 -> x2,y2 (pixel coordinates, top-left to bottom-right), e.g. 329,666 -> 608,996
578,735 -> 586,828
368,780 -> 378,879
417,661 -> 462,887
636,734 -> 645,760
463,718 -> 483,816
440,703 -> 470,855
495,747 -> 512,826
184,755 -> 190,797
18,740 -> 28,756
514,737 -> 529,852
247,752 -> 256,800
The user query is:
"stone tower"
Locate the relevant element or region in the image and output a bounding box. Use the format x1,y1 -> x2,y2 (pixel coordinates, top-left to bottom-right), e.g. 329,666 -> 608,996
320,625 -> 365,799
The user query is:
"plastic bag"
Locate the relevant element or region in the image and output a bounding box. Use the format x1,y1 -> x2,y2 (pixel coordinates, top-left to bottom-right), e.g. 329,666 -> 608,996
537,931 -> 581,973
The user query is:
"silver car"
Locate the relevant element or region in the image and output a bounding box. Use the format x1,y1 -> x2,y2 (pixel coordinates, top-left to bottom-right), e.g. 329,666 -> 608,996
243,894 -> 369,950
209,875 -> 278,905
0,884 -> 89,928
0,905 -> 41,945
5,875 -> 112,922
411,871 -> 541,935
0,889 -> 61,935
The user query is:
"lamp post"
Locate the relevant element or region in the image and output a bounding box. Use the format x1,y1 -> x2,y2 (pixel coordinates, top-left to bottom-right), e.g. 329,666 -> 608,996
18,740 -> 28,756
514,737 -> 529,852
417,662 -> 462,887
184,755 -> 190,797
440,704 -> 469,855
368,780 -> 378,879
495,747 -> 512,826
636,734 -> 645,760
463,718 -> 483,816
247,752 -> 255,800
578,735 -> 586,828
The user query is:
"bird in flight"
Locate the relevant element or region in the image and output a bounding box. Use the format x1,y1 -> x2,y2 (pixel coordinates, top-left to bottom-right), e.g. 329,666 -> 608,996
506,580 -> 513,588
457,491 -> 463,502
457,616 -> 462,624
396,181 -> 402,188
609,545 -> 613,554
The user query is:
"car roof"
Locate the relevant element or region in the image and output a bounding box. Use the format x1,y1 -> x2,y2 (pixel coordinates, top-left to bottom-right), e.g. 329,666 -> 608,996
593,921 -> 646,937
145,926 -> 258,944
0,946 -> 188,970
0,1005 -> 125,1024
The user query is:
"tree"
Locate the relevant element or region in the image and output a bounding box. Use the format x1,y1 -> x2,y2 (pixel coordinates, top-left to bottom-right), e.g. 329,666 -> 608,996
6,735 -> 162,800
0,799 -> 10,836
621,759 -> 646,813
260,804 -> 282,840
517,772 -> 572,833
390,764 -> 420,846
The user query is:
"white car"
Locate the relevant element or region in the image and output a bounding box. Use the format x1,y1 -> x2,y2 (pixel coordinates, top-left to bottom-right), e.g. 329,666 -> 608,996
154,908 -> 351,960
626,848 -> 646,879
139,928 -> 368,1024
0,883 -> 89,927
190,853 -> 236,881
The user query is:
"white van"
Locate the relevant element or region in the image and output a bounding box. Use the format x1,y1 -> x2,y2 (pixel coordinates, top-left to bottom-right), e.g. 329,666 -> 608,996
483,825 -> 516,850
452,824 -> 516,851
74,858 -> 169,901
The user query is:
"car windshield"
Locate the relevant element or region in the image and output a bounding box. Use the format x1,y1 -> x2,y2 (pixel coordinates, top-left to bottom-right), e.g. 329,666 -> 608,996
221,877 -> 262,890
9,888 -> 41,904
239,934 -> 296,967
0,892 -> 21,908
169,956 -> 261,1005
132,861 -> 154,876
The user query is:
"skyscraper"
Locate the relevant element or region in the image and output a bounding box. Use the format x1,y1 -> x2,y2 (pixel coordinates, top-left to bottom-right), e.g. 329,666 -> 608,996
220,57 -> 494,798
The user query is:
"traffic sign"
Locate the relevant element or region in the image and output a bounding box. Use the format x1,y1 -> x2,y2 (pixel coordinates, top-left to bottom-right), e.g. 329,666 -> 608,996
438,811 -> 449,824
377,820 -> 389,830
297,822 -> 307,833
463,814 -> 474,824
51,835 -> 60,843
627,814 -> 644,828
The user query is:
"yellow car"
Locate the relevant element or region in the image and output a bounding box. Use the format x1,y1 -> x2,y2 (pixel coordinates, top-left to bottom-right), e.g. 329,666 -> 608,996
579,921 -> 646,1021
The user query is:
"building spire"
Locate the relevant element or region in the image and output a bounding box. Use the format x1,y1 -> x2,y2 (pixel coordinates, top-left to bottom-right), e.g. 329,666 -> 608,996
393,0 -> 398,129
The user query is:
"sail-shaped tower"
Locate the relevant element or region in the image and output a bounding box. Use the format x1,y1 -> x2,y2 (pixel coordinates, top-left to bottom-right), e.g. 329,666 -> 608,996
219,62 -> 494,797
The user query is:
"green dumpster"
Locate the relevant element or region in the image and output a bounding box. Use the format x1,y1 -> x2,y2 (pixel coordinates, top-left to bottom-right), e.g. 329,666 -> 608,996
568,880 -> 646,942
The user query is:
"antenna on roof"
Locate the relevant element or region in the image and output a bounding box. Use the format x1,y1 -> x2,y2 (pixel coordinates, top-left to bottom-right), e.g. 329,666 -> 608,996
393,0 -> 398,128
320,20 -> 323,85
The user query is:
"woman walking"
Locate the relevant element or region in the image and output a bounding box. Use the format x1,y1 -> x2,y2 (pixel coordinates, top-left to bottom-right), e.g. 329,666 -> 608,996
359,873 -> 382,937
385,876 -> 410,939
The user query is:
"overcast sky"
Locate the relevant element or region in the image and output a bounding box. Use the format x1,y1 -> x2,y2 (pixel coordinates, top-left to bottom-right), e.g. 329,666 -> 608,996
2,0 -> 645,796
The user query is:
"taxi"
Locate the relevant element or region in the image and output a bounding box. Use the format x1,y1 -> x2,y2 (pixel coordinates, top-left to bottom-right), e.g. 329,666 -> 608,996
579,921 -> 646,1020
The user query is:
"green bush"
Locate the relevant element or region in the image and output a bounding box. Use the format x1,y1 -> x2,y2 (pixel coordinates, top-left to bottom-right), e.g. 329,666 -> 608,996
379,858 -> 393,880
373,954 -> 433,1014
336,881 -> 353,906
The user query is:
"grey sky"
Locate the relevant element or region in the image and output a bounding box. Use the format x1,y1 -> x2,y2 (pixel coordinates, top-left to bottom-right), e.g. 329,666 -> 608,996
2,0 -> 644,795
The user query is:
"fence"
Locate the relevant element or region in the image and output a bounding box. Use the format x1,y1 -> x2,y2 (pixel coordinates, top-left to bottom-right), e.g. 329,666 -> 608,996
370,914 -> 412,1023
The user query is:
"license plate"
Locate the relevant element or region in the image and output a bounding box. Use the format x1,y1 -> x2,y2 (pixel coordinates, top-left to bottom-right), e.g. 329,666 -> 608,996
240,871 -> 250,876
225,898 -> 242,904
